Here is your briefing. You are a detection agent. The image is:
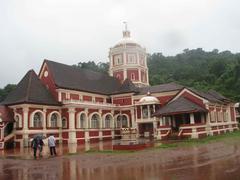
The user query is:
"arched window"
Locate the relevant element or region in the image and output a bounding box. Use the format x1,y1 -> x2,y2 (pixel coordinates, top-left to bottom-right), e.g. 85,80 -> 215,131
91,114 -> 100,128
116,116 -> 121,128
50,113 -> 58,128
33,112 -> 42,128
62,117 -> 67,128
105,115 -> 112,128
116,115 -> 128,128
80,113 -> 86,128
122,115 -> 128,128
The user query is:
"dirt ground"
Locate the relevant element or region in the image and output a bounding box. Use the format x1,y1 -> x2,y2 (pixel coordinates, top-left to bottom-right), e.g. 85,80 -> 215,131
0,139 -> 240,180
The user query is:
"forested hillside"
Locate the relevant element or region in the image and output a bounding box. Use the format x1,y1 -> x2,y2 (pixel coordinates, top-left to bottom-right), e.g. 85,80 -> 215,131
148,48 -> 240,102
0,49 -> 239,102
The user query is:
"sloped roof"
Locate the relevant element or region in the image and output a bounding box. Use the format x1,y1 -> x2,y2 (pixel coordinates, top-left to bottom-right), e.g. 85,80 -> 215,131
188,88 -> 230,104
153,97 -> 207,116
207,90 -> 231,102
44,60 -> 122,95
137,82 -> 183,95
0,106 -> 14,122
112,78 -> 138,94
1,70 -> 59,106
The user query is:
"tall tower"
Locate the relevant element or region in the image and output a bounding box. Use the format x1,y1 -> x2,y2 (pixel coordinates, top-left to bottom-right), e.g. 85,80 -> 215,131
109,23 -> 149,87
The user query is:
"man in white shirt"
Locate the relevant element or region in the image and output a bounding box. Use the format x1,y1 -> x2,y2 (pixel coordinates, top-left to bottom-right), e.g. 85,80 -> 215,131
48,134 -> 57,156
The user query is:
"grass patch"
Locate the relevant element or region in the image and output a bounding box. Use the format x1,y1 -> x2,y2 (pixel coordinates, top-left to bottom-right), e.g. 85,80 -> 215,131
157,130 -> 240,149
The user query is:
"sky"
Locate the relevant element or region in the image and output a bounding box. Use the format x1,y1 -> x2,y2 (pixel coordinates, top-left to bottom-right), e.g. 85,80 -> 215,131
0,0 -> 240,88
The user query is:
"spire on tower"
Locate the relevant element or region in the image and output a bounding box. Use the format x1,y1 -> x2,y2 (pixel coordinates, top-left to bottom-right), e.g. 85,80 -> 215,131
123,21 -> 128,31
122,21 -> 130,38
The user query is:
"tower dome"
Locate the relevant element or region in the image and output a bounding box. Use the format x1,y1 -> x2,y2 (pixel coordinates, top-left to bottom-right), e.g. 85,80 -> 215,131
109,23 -> 149,87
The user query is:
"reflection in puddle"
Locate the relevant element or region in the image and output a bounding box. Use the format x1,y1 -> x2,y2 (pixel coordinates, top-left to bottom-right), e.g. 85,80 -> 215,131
1,141 -> 240,180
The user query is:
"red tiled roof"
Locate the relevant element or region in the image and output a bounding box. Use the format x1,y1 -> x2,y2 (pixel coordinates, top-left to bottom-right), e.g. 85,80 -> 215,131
1,70 -> 59,106
153,97 -> 207,116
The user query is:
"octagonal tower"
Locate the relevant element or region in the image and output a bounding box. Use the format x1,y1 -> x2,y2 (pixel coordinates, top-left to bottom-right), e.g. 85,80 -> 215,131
109,24 -> 149,87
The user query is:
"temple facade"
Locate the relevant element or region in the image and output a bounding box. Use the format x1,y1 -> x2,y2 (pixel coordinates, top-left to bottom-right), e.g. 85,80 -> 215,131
0,28 -> 238,149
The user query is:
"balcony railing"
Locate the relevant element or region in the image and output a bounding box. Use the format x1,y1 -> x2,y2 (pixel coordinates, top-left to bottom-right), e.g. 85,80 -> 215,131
62,99 -> 119,107
136,117 -> 156,123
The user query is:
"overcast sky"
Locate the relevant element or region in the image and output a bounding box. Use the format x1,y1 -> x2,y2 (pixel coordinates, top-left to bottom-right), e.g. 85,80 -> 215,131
0,0 -> 240,88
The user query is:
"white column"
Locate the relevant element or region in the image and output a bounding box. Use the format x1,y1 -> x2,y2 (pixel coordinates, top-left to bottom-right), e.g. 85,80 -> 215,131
84,108 -> 89,142
123,51 -> 127,80
138,69 -> 141,82
123,69 -> 127,80
160,117 -> 163,126
190,113 -> 195,124
68,107 -> 77,144
146,69 -> 149,85
58,109 -> 63,144
111,110 -> 115,139
43,108 -> 47,136
22,106 -> 29,147
140,106 -> 143,121
58,91 -> 62,102
163,117 -> 166,126
131,109 -> 135,128
153,121 -> 157,138
99,110 -> 103,140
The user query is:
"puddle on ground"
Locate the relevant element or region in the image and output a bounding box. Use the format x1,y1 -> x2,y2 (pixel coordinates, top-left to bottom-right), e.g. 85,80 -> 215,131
0,140 -> 240,180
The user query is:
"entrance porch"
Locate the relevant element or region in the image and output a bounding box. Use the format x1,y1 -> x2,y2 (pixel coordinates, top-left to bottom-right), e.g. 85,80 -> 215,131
156,112 -> 207,140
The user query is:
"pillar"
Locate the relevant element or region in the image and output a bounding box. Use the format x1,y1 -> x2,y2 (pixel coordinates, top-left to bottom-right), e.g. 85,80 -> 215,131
140,106 -> 143,121
43,108 -> 47,137
190,113 -> 195,124
99,110 -> 103,141
84,108 -> 89,142
138,69 -> 141,83
22,106 -> 29,147
68,107 -> 77,144
131,109 -> 135,128
59,109 -> 63,144
111,110 -> 115,139
159,117 -> 163,126
153,121 -> 157,138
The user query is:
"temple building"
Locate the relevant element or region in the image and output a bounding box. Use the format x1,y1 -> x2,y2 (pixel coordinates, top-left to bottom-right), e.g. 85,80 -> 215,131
0,27 -> 238,149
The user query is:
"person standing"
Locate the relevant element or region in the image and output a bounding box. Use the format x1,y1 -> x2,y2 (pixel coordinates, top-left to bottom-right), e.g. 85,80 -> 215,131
48,134 -> 57,156
38,138 -> 44,157
31,137 -> 39,159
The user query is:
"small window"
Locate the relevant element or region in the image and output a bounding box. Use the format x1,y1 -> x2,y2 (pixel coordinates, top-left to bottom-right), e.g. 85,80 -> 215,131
131,73 -> 135,80
91,114 -> 100,128
105,115 -> 112,128
33,112 -> 43,128
50,113 -> 58,128
62,117 -> 67,128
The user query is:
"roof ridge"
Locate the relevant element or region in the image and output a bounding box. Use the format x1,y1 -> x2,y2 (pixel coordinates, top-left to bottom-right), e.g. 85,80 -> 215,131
25,70 -> 34,102
25,70 -> 33,102
45,59 -> 115,79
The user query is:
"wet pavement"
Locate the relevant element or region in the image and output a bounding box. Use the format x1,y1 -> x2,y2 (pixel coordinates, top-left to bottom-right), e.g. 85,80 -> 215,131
0,140 -> 240,180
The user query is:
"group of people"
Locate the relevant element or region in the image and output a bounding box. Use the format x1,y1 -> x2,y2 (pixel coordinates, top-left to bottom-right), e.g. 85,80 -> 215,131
31,134 -> 57,159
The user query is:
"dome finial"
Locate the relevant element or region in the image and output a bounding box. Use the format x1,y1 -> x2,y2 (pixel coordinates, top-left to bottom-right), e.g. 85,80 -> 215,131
123,21 -> 128,31
123,21 -> 130,38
